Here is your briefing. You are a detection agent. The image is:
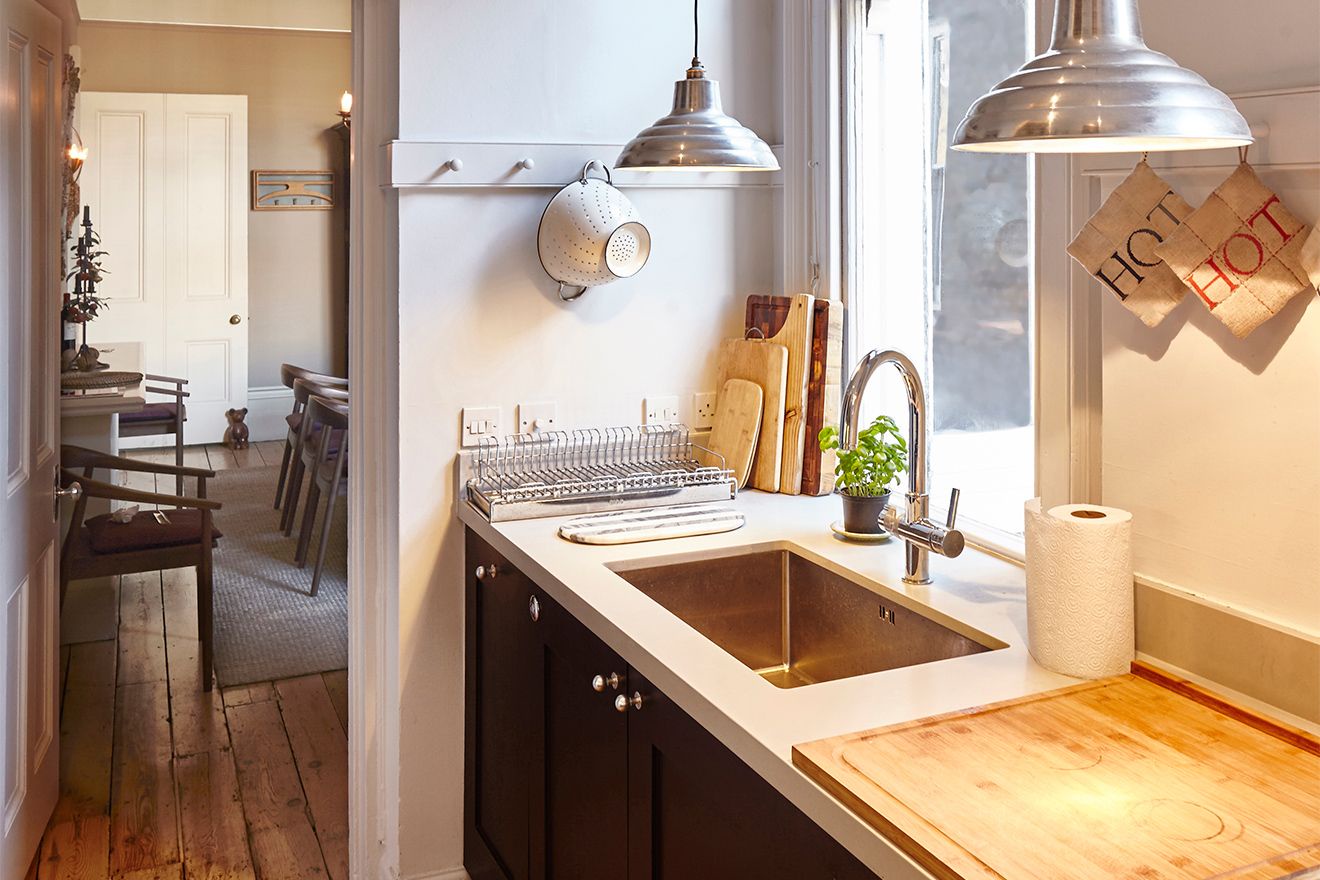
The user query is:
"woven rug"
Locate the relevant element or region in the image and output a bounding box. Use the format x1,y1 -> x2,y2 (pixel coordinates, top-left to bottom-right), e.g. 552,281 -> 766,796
210,464 -> 347,687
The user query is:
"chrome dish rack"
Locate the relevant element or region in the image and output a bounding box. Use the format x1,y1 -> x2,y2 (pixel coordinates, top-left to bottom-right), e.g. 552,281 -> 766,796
466,426 -> 736,522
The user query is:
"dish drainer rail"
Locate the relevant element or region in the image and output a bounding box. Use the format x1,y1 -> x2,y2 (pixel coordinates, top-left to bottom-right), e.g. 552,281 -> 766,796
465,426 -> 736,522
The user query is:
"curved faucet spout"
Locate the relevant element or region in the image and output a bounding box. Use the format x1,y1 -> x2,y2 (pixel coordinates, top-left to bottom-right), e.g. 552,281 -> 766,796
839,349 -> 927,501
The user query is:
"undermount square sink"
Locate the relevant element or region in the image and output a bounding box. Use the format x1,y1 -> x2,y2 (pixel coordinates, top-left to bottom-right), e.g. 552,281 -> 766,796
610,545 -> 1001,689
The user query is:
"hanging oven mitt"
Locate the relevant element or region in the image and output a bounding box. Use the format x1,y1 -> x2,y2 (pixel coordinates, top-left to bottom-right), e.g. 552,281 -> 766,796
1067,160 -> 1194,328
1156,162 -> 1317,339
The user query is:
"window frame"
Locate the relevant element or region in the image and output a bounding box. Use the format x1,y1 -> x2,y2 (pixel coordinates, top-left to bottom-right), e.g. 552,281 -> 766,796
787,0 -> 1099,562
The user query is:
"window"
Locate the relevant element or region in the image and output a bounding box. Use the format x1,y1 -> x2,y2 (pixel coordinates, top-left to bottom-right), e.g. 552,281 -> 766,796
851,0 -> 1034,547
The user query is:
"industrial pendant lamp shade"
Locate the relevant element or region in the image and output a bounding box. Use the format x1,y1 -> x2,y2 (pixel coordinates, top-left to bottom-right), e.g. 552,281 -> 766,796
616,1 -> 779,171
953,0 -> 1251,154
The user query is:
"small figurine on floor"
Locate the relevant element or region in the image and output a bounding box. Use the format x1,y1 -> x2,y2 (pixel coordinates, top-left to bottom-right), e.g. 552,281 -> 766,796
224,407 -> 250,449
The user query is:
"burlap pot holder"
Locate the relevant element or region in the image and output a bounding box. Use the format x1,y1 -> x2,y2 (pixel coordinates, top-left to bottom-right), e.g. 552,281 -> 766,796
1067,161 -> 1194,328
1156,162 -> 1317,339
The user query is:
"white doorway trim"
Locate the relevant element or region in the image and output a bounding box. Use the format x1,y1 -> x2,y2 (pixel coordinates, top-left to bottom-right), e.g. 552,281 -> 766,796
347,0 -> 401,877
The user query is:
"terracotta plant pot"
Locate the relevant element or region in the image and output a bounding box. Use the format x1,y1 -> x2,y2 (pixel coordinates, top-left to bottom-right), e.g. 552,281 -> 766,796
839,490 -> 891,534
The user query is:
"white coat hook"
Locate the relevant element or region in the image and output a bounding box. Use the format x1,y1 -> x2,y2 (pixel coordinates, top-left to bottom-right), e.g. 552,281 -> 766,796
445,158 -> 464,172
517,158 -> 536,170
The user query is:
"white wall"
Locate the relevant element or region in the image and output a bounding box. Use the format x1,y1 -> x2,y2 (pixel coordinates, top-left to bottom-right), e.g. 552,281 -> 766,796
391,2 -> 783,875
1093,1 -> 1320,633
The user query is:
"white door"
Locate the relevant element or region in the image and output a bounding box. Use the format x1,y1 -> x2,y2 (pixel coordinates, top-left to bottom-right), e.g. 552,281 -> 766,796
0,0 -> 62,874
79,91 -> 249,443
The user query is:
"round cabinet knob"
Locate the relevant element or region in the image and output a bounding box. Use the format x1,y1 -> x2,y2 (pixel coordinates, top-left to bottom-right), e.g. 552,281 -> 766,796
591,672 -> 620,692
475,563 -> 498,581
446,158 -> 463,172
517,158 -> 535,170
229,314 -> 242,325
614,691 -> 643,712
528,595 -> 540,622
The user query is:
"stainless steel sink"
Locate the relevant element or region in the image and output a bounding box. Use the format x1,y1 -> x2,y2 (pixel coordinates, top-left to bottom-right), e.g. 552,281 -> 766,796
610,545 -> 1000,688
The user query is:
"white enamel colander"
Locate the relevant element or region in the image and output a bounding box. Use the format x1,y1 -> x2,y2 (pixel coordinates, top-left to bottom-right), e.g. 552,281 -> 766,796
537,161 -> 651,302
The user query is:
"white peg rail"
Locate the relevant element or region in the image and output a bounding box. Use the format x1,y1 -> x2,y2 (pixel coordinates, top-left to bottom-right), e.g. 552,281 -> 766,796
383,140 -> 785,189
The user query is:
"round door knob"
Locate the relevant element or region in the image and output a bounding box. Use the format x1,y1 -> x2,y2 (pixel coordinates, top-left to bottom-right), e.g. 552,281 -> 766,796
614,691 -> 643,712
229,314 -> 242,325
528,595 -> 540,622
591,672 -> 619,692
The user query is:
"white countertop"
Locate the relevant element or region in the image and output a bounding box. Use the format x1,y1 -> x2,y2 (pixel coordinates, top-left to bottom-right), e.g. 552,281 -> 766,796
458,491 -> 1077,879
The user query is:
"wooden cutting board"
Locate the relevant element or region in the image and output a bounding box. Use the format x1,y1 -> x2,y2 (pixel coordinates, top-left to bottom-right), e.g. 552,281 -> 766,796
746,295 -> 843,495
793,662 -> 1320,880
715,338 -> 787,492
706,378 -> 762,488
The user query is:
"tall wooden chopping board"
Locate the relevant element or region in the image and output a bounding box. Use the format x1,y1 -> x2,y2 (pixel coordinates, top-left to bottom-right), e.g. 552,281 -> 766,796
715,338 -> 788,492
746,295 -> 843,495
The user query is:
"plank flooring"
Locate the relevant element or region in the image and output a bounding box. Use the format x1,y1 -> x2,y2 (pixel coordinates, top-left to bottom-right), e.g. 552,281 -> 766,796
40,444 -> 348,880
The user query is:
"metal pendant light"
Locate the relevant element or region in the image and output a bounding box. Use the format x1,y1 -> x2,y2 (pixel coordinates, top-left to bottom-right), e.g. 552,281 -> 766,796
953,0 -> 1251,154
616,0 -> 779,171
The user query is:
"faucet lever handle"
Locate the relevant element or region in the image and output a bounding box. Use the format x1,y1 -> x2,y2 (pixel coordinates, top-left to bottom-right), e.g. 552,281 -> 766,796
945,488 -> 961,530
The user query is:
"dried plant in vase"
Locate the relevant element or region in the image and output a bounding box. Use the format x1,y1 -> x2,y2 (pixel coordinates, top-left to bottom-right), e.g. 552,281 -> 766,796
62,205 -> 110,371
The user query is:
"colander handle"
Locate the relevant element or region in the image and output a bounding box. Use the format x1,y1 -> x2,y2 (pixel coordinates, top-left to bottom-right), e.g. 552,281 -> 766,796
558,282 -> 589,302
579,160 -> 613,185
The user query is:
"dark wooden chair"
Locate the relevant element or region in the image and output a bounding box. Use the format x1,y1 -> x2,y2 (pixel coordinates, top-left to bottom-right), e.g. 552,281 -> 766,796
294,396 -> 349,596
118,373 -> 190,495
274,364 -> 347,510
280,378 -> 349,534
59,444 -> 222,690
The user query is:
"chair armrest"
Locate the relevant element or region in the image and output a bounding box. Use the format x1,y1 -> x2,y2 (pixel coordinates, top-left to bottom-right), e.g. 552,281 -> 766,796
61,444 -> 214,479
62,470 -> 222,511
143,373 -> 188,385
145,386 -> 191,398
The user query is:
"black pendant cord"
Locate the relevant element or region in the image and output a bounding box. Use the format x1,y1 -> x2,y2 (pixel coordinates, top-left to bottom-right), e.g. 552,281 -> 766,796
692,0 -> 700,64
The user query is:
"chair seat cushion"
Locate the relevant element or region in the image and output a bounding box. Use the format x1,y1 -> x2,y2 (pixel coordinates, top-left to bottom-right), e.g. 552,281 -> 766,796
121,402 -> 182,424
84,509 -> 222,554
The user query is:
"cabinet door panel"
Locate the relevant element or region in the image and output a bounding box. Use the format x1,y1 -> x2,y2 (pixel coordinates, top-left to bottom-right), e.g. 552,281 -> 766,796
466,532 -> 535,880
533,591 -> 628,880
626,672 -> 875,880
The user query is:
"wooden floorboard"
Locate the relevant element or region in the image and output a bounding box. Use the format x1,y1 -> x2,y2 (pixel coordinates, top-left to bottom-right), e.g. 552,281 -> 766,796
45,442 -> 345,880
320,671 -> 349,735
176,749 -> 255,880
109,681 -> 179,875
40,641 -> 116,880
227,700 -> 330,880
275,677 -> 349,880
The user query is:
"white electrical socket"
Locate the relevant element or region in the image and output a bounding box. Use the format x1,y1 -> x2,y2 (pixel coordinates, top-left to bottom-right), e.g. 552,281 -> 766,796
692,391 -> 718,429
643,395 -> 681,426
518,401 -> 558,434
461,406 -> 502,447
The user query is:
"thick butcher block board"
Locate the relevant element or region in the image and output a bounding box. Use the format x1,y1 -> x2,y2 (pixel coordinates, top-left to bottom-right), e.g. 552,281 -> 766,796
792,664 -> 1320,880
716,339 -> 788,492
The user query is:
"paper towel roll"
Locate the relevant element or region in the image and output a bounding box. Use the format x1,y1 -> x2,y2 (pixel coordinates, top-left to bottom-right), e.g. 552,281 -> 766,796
1024,498 -> 1134,679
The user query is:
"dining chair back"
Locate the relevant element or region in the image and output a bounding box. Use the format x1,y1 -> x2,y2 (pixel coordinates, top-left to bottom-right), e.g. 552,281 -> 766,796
118,373 -> 190,494
294,395 -> 350,596
274,364 -> 347,510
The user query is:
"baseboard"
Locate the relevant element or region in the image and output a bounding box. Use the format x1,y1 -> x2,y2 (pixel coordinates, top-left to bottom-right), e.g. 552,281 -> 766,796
246,386 -> 294,443
400,867 -> 470,880
1135,575 -> 1320,723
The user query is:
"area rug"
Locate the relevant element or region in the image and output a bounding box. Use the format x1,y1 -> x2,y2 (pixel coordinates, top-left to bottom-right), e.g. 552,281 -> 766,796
210,464 -> 347,687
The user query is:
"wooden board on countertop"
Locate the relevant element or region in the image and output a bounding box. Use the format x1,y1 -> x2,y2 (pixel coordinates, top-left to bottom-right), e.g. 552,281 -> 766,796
746,295 -> 842,495
792,663 -> 1320,880
770,294 -> 814,495
715,338 -> 788,492
707,378 -> 762,487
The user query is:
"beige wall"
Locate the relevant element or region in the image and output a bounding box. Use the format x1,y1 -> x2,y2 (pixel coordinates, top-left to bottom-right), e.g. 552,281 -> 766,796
77,22 -> 351,388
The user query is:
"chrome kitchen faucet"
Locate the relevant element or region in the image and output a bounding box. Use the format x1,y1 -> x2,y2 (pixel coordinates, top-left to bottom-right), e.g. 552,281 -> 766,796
839,350 -> 964,584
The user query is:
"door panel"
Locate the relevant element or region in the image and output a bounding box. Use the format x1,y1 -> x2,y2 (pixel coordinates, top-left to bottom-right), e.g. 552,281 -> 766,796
163,93 -> 248,442
0,0 -> 62,874
78,91 -> 248,445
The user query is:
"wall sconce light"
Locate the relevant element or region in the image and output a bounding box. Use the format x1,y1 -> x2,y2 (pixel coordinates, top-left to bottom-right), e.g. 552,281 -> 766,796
67,130 -> 88,180
338,91 -> 352,128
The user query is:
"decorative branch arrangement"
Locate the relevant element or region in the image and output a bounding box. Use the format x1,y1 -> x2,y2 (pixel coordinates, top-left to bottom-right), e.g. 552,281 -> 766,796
62,205 -> 110,370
